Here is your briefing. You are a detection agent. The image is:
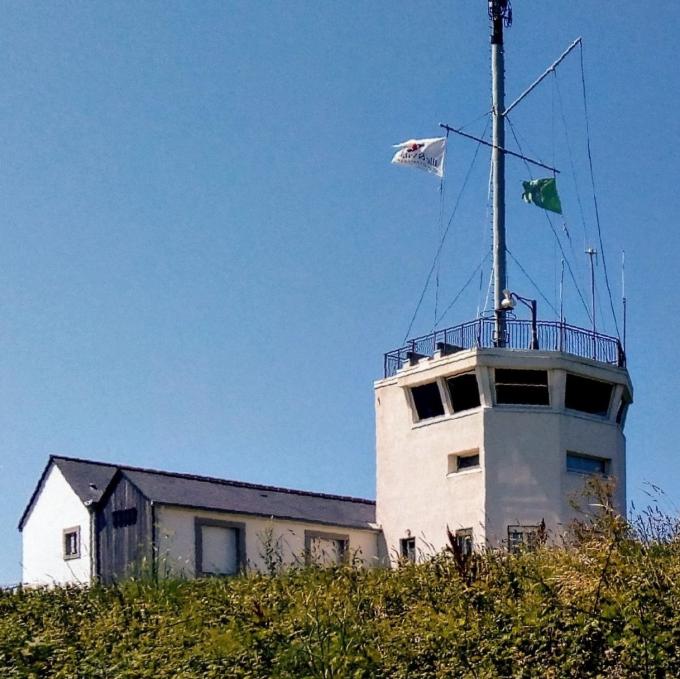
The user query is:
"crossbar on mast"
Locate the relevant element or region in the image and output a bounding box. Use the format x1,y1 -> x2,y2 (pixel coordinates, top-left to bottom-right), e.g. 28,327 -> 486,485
503,37 -> 582,115
438,123 -> 560,174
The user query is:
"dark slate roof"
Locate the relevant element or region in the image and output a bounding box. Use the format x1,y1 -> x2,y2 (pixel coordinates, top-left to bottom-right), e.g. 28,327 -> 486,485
20,455 -> 376,531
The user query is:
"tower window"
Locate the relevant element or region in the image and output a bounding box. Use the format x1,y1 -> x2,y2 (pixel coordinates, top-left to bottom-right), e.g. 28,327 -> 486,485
446,372 -> 481,412
448,450 -> 481,474
455,528 -> 474,557
507,525 -> 540,552
495,369 -> 550,406
400,537 -> 416,562
566,452 -> 609,475
565,374 -> 613,417
410,382 -> 445,420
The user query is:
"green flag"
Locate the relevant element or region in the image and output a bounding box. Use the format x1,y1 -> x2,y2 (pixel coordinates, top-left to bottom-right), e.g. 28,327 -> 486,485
522,177 -> 562,214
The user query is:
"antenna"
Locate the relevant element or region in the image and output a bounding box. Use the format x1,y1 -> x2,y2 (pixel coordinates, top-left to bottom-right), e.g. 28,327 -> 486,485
489,0 -> 511,346
585,247 -> 597,335
622,250 -> 626,351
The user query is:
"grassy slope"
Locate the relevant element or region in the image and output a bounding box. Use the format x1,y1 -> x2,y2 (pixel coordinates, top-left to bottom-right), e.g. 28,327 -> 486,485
3,509 -> 680,678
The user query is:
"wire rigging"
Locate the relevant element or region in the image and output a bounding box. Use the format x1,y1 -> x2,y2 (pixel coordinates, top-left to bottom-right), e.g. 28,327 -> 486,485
506,115 -> 593,323
579,43 -> 621,339
436,250 -> 492,326
401,119 -> 490,343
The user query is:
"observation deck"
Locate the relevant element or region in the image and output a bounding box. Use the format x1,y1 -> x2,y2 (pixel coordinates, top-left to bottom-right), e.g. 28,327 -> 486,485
384,318 -> 625,378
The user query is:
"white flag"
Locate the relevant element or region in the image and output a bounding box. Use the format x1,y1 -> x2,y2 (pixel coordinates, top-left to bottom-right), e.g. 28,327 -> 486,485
391,137 -> 446,178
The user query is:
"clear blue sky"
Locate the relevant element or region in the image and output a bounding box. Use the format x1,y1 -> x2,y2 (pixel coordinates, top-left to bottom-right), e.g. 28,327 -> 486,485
1,1 -> 678,585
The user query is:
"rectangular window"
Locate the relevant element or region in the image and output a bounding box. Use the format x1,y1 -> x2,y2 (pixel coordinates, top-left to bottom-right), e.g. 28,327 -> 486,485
446,372 -> 481,413
112,507 -> 138,528
410,382 -> 445,420
455,528 -> 473,557
507,525 -> 540,553
305,530 -> 349,566
448,450 -> 481,474
63,526 -> 81,560
566,452 -> 609,475
195,518 -> 245,576
565,374 -> 613,416
400,537 -> 416,562
495,369 -> 550,406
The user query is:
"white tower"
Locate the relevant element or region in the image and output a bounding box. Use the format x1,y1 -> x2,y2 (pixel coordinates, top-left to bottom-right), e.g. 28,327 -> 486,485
375,2 -> 632,562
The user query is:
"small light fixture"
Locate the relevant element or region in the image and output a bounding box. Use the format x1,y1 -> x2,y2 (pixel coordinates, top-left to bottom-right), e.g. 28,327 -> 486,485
500,289 -> 516,310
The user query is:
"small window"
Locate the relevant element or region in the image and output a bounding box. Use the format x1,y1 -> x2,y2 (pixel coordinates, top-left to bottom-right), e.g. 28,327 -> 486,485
400,537 -> 416,562
507,525 -> 540,553
565,374 -> 613,417
410,382 -> 445,420
495,369 -> 550,406
305,530 -> 349,566
112,508 -> 138,528
195,518 -> 245,576
63,526 -> 81,560
455,528 -> 473,557
566,452 -> 609,475
448,451 -> 480,474
447,372 -> 481,412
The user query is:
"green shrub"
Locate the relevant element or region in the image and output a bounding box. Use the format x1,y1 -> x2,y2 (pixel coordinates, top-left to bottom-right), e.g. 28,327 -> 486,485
5,508 -> 680,677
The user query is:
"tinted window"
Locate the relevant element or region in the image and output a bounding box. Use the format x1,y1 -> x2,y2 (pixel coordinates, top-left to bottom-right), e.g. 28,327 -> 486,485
457,454 -> 480,471
565,374 -> 613,416
566,452 -> 608,475
447,373 -> 481,412
411,382 -> 444,420
495,369 -> 550,406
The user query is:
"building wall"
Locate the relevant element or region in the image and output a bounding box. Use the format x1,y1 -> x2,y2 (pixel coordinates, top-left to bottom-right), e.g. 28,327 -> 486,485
155,505 -> 381,577
376,348 -> 631,560
96,474 -> 153,584
376,351 -> 487,563
21,464 -> 92,586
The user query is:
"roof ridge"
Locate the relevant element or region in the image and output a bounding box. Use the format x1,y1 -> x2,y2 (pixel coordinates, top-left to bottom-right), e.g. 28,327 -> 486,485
51,454 -> 375,506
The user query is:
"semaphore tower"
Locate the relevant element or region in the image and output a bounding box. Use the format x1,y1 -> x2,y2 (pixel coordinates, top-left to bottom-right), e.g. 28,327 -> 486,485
375,1 -> 632,562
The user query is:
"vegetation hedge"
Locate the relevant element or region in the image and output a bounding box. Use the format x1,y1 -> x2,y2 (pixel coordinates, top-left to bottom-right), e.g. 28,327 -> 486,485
4,500 -> 680,677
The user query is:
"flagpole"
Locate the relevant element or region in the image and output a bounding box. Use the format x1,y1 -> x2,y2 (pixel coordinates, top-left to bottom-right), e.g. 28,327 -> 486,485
490,0 -> 510,346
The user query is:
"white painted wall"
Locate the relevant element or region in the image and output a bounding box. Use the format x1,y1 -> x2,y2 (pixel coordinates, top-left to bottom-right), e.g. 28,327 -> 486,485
21,464 -> 92,586
375,348 -> 632,561
155,505 -> 381,577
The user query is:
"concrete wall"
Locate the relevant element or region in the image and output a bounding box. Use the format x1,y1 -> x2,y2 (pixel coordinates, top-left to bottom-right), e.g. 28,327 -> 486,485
21,464 -> 92,586
155,505 -> 381,577
376,351 -> 487,563
375,347 -> 632,560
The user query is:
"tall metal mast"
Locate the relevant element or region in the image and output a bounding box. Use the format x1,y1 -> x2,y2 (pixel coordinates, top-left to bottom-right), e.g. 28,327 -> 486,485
490,0 -> 511,346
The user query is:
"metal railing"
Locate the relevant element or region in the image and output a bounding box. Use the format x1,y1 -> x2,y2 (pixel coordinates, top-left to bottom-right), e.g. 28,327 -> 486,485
383,318 -> 625,378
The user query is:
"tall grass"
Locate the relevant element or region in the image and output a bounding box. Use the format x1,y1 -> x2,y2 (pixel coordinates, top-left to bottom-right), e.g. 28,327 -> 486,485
4,496 -> 680,677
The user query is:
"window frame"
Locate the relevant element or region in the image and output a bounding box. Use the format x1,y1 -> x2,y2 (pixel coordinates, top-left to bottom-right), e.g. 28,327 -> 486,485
63,526 -> 81,561
566,451 -> 610,476
447,450 -> 481,475
564,373 -> 614,418
446,371 -> 481,414
507,524 -> 540,553
194,517 -> 246,577
409,381 -> 446,421
304,529 -> 349,566
494,369 -> 550,407
455,528 -> 474,557
400,536 -> 416,563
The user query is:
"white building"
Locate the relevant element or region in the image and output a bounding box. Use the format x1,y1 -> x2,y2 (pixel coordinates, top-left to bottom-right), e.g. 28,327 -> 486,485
376,324 -> 631,564
19,456 -> 382,585
19,319 -> 631,586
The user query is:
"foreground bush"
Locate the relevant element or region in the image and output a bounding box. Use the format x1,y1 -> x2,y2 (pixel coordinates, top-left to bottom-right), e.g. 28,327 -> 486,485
4,510 -> 680,677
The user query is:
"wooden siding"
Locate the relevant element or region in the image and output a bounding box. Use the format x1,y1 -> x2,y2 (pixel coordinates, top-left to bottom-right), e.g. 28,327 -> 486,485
96,474 -> 152,584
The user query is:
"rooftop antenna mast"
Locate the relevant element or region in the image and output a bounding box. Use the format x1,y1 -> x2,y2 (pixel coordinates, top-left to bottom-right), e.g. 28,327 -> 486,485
489,0 -> 512,346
